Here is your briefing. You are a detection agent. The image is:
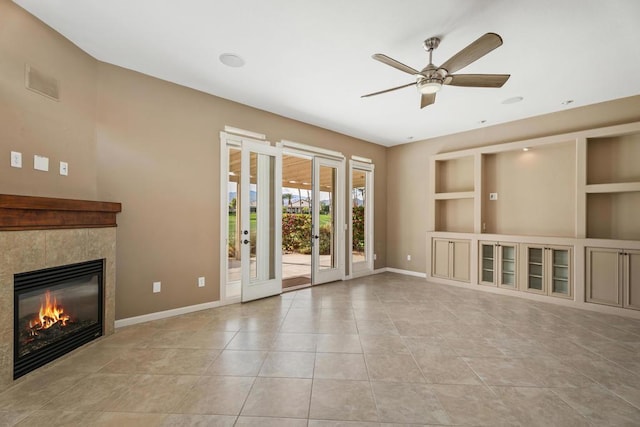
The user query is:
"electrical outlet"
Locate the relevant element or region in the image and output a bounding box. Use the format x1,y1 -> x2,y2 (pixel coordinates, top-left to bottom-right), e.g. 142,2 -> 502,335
198,276 -> 205,287
489,192 -> 498,201
407,254 -> 411,261
153,281 -> 161,293
374,253 -> 377,261
59,161 -> 68,176
11,151 -> 22,168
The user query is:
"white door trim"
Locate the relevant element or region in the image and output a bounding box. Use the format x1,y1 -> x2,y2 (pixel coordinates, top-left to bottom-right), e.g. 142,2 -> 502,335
220,131 -> 282,304
313,156 -> 345,284
349,159 -> 375,276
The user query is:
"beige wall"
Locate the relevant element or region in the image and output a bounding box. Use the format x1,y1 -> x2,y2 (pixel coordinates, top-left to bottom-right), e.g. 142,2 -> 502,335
483,142 -> 575,237
387,95 -> 640,273
0,2 -> 98,199
96,63 -> 387,318
1,1 -> 386,319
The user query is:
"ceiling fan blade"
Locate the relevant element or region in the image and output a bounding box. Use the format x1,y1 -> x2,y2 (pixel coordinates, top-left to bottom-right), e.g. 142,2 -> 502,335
446,74 -> 510,88
420,92 -> 436,108
372,54 -> 419,75
440,33 -> 503,74
361,82 -> 416,98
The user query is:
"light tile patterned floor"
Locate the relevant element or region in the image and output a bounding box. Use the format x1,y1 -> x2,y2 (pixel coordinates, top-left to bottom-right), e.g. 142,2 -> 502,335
2,273 -> 640,426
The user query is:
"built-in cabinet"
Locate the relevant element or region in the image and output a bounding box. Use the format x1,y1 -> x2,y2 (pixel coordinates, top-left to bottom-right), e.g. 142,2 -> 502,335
586,247 -> 640,310
427,121 -> 640,316
479,241 -> 517,288
432,238 -> 470,282
523,244 -> 572,298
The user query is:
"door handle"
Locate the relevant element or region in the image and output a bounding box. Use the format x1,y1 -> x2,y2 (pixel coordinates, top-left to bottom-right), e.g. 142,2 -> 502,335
243,239 -> 249,244
243,230 -> 249,235
313,235 -> 319,239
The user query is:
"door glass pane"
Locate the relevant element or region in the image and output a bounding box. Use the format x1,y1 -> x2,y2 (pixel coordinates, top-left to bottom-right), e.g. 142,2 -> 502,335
529,276 -> 543,290
502,272 -> 515,286
501,246 -> 515,286
481,244 -> 494,283
553,249 -> 569,266
553,279 -> 569,294
227,147 -> 241,283
281,154 -> 312,288
528,248 -> 543,290
319,165 -> 336,270
352,169 -> 366,264
552,249 -> 569,294
250,152 -> 276,282
502,246 -> 515,262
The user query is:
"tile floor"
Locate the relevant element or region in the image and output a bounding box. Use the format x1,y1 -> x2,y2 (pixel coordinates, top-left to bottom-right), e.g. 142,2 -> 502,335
2,273 -> 640,426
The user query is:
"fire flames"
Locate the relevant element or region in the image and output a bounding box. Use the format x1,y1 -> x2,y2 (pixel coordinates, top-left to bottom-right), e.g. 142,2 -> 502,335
28,291 -> 70,335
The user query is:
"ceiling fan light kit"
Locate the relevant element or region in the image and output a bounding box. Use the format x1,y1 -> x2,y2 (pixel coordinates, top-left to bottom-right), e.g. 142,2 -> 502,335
363,32 -> 510,108
417,79 -> 442,94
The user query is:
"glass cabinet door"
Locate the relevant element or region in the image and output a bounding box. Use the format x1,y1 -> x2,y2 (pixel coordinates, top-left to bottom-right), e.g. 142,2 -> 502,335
480,243 -> 495,285
551,248 -> 570,296
499,245 -> 517,288
527,247 -> 545,292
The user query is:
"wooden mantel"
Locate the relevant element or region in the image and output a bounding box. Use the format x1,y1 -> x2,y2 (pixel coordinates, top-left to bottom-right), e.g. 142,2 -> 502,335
0,194 -> 122,231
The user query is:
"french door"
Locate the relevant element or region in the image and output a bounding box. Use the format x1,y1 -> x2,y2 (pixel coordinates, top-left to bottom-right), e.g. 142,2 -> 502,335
240,141 -> 282,302
312,157 -> 344,284
350,160 -> 374,276
222,133 -> 282,303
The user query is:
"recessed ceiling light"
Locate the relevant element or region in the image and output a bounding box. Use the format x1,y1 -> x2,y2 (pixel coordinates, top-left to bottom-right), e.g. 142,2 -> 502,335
502,96 -> 524,104
522,147 -> 530,152
561,99 -> 574,105
219,53 -> 245,68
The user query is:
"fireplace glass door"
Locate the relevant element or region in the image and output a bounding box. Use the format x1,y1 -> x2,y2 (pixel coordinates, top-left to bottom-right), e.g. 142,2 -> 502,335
14,259 -> 103,379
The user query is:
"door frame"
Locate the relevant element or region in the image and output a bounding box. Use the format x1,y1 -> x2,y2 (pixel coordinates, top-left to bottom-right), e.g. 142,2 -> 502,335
312,156 -> 345,285
278,140 -> 346,285
220,130 -> 283,303
349,158 -> 374,277
240,140 -> 282,302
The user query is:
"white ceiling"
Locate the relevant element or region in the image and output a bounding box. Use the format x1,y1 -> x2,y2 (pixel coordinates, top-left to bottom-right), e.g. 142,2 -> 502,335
13,0 -> 640,147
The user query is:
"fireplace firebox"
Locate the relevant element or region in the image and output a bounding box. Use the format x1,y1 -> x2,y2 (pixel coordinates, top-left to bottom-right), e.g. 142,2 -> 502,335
13,259 -> 104,379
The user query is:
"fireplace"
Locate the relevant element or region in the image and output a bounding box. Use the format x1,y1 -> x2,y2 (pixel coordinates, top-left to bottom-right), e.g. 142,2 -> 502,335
14,259 -> 104,379
0,194 -> 121,391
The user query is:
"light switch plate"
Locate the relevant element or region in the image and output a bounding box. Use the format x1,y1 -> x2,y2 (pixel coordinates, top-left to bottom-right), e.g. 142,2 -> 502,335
198,276 -> 205,287
153,281 -> 161,293
59,161 -> 68,176
34,155 -> 49,171
489,192 -> 498,201
11,151 -> 22,168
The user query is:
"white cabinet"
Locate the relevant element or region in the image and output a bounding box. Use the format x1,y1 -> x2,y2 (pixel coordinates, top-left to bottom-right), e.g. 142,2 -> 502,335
479,241 -> 517,288
432,238 -> 470,282
523,244 -> 572,298
586,247 -> 640,310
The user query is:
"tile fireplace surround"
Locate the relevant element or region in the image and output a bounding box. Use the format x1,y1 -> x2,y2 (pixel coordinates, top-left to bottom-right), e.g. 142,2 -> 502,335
0,194 -> 121,391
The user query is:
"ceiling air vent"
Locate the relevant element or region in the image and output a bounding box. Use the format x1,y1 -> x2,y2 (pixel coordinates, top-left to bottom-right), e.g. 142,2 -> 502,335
25,64 -> 60,101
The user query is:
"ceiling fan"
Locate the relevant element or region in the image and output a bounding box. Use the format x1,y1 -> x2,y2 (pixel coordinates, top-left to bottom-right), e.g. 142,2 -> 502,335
362,32 -> 510,108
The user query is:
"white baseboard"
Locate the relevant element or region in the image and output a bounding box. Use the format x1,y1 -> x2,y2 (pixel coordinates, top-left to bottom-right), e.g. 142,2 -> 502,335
114,298 -> 239,328
385,267 -> 427,278
426,275 -> 640,320
115,268 -> 428,328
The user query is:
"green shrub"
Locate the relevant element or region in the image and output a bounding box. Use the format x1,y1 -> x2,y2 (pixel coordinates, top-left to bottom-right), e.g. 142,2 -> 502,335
282,213 -> 312,253
352,206 -> 365,251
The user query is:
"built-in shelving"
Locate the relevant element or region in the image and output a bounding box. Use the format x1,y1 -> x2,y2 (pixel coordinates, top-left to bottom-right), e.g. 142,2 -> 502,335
427,120 -> 640,316
585,132 -> 640,241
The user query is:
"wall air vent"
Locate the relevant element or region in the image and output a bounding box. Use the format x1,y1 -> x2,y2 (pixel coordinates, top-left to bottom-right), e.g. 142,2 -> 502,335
25,64 -> 60,101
